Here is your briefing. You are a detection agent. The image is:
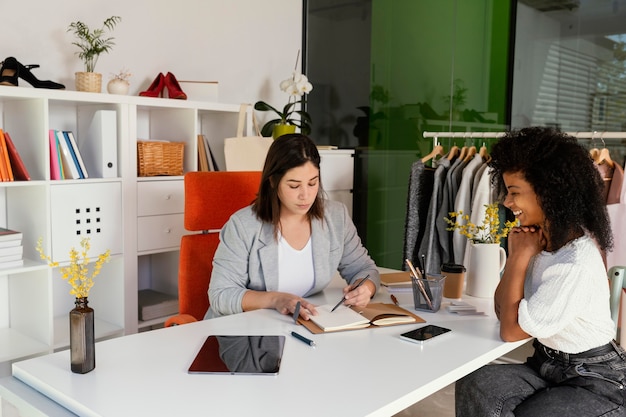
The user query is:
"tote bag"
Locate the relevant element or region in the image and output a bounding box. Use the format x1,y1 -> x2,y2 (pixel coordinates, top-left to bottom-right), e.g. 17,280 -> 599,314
224,104 -> 273,171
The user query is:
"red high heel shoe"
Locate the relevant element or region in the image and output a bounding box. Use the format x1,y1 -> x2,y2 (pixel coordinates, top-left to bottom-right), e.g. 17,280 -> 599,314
139,73 -> 165,97
164,72 -> 187,100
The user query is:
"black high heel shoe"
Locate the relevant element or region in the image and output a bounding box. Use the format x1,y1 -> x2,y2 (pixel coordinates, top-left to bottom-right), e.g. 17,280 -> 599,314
0,57 -> 65,89
0,57 -> 18,86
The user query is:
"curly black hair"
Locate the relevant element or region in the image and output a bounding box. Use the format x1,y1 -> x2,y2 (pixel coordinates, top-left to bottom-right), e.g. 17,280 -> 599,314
489,126 -> 613,252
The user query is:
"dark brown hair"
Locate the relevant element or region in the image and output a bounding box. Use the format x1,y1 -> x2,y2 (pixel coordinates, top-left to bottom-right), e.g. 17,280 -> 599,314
252,134 -> 325,229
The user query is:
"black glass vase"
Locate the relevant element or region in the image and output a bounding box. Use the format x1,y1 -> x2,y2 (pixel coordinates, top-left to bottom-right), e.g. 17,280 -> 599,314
69,297 -> 95,374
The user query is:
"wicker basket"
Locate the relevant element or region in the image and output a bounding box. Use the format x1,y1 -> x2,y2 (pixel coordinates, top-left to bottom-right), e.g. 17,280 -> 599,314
75,72 -> 102,93
137,141 -> 185,176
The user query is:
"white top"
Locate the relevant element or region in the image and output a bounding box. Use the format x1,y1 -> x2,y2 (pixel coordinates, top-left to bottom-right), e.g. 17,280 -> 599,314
518,235 -> 615,353
277,235 -> 314,296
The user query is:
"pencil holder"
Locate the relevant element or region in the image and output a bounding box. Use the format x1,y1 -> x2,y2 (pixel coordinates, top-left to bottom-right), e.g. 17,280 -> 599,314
412,274 -> 445,312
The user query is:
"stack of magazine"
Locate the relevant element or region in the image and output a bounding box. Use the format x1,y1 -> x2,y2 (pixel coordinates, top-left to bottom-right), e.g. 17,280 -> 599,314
138,289 -> 178,321
0,228 -> 24,269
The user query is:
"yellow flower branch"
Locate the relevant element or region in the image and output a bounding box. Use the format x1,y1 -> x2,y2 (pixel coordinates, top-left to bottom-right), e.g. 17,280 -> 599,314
36,237 -> 111,298
444,203 -> 518,244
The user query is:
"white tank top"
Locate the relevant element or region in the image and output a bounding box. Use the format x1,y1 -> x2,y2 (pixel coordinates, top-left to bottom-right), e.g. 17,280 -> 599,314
277,234 -> 315,296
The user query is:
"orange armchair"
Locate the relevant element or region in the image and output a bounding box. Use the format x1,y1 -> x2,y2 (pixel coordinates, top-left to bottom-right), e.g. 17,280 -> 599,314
164,171 -> 262,327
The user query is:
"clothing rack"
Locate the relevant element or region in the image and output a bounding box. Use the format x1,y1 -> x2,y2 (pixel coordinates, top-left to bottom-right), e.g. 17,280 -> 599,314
423,130 -> 626,147
423,131 -> 505,147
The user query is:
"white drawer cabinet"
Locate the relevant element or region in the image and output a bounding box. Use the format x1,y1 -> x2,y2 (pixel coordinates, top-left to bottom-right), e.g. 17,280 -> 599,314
137,180 -> 186,252
137,214 -> 186,252
137,180 -> 184,216
319,150 -> 354,217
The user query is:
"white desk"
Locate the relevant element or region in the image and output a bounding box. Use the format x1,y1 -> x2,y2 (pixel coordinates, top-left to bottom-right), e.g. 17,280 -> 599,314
7,280 -> 526,417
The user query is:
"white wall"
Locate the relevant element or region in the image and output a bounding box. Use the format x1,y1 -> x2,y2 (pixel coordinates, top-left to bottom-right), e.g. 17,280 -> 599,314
2,0 -> 302,109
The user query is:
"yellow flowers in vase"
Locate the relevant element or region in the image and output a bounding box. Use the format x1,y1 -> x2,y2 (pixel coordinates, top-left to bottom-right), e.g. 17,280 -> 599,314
444,203 -> 518,245
36,237 -> 111,297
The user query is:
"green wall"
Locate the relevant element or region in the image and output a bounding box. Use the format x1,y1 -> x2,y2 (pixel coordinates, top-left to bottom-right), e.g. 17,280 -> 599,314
361,0 -> 512,269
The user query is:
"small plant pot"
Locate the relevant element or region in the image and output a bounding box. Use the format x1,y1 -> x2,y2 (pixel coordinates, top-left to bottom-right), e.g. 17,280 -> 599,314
272,124 -> 296,139
107,79 -> 130,95
75,72 -> 102,93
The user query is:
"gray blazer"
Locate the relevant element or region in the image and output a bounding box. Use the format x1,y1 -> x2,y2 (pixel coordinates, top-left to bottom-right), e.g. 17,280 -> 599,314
206,200 -> 380,318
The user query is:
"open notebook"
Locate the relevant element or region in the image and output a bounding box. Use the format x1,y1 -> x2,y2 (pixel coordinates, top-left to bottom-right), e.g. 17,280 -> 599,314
299,303 -> 424,334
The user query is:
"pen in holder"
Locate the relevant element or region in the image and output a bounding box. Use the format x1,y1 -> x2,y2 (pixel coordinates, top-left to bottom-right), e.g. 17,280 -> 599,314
412,274 -> 446,312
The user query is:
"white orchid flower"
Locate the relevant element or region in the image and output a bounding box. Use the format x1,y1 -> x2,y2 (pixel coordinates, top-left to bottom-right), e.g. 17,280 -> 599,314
254,68 -> 313,136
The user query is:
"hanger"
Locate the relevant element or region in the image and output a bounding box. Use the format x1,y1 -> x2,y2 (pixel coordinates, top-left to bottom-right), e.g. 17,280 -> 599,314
446,145 -> 460,160
479,141 -> 488,159
464,145 -> 477,162
589,131 -> 601,162
596,133 -> 614,167
421,144 -> 444,164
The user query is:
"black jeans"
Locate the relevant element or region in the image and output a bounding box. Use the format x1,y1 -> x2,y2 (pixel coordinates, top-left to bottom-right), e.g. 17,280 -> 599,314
455,339 -> 626,416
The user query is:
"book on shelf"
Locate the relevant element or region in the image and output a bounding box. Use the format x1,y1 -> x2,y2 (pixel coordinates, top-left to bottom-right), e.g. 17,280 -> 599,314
197,134 -> 209,171
0,244 -> 23,259
63,131 -> 88,178
208,138 -> 220,171
48,129 -> 63,180
0,258 -> 24,269
202,134 -> 216,171
197,134 -> 219,172
0,130 -> 12,181
3,131 -> 31,180
0,227 -> 22,243
0,239 -> 22,249
56,130 -> 82,179
298,302 -> 424,334
138,289 -> 179,321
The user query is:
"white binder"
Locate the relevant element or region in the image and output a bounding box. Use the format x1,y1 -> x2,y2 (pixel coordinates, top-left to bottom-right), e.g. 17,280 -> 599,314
81,110 -> 117,178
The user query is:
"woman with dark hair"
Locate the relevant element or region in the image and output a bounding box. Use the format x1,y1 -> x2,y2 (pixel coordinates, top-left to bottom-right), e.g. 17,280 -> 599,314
206,134 -> 379,319
456,127 -> 625,416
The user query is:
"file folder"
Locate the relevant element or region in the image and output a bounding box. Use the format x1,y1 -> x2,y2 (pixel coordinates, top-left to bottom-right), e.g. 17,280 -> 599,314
82,110 -> 117,178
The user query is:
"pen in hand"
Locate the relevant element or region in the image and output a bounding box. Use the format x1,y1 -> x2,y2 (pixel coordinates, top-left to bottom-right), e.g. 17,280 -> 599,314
330,274 -> 370,312
293,301 -> 301,323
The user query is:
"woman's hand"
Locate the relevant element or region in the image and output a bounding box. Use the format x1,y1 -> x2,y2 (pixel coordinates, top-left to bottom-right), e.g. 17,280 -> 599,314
341,278 -> 376,309
242,290 -> 317,319
276,295 -> 317,320
507,225 -> 546,261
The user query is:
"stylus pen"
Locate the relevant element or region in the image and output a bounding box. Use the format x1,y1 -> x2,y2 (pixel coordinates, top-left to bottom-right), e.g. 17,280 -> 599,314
330,274 -> 371,312
291,331 -> 316,347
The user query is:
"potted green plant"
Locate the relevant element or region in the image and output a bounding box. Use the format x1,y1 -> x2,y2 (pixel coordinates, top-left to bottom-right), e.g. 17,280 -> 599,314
254,71 -> 313,139
442,78 -> 468,121
67,16 -> 121,93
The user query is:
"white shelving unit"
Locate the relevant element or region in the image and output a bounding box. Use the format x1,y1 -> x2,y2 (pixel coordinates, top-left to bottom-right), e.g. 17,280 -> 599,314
0,86 -> 242,372
0,86 -> 356,374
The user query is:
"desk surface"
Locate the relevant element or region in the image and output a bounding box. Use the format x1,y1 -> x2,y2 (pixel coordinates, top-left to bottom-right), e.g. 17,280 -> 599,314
8,276 -> 526,417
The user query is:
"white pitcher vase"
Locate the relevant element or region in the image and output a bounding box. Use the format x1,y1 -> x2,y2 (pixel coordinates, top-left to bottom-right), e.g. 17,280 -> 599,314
466,242 -> 507,298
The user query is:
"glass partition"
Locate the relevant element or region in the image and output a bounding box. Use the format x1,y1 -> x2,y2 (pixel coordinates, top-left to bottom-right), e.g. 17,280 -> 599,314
512,0 -> 626,166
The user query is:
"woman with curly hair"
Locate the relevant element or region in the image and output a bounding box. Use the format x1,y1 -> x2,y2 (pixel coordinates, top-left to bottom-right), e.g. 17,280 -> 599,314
455,127 -> 625,416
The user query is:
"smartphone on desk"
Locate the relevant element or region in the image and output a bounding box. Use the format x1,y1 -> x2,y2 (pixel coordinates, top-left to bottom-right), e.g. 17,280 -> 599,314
399,324 -> 451,345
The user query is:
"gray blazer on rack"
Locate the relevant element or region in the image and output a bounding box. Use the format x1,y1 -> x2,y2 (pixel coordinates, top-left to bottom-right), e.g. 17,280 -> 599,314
206,199 -> 380,318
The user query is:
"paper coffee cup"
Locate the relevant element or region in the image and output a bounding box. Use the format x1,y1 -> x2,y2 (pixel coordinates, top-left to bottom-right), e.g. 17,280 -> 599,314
441,263 -> 466,299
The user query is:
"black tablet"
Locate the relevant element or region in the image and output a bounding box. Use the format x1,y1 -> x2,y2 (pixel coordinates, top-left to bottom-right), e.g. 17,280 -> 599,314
188,335 -> 285,375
